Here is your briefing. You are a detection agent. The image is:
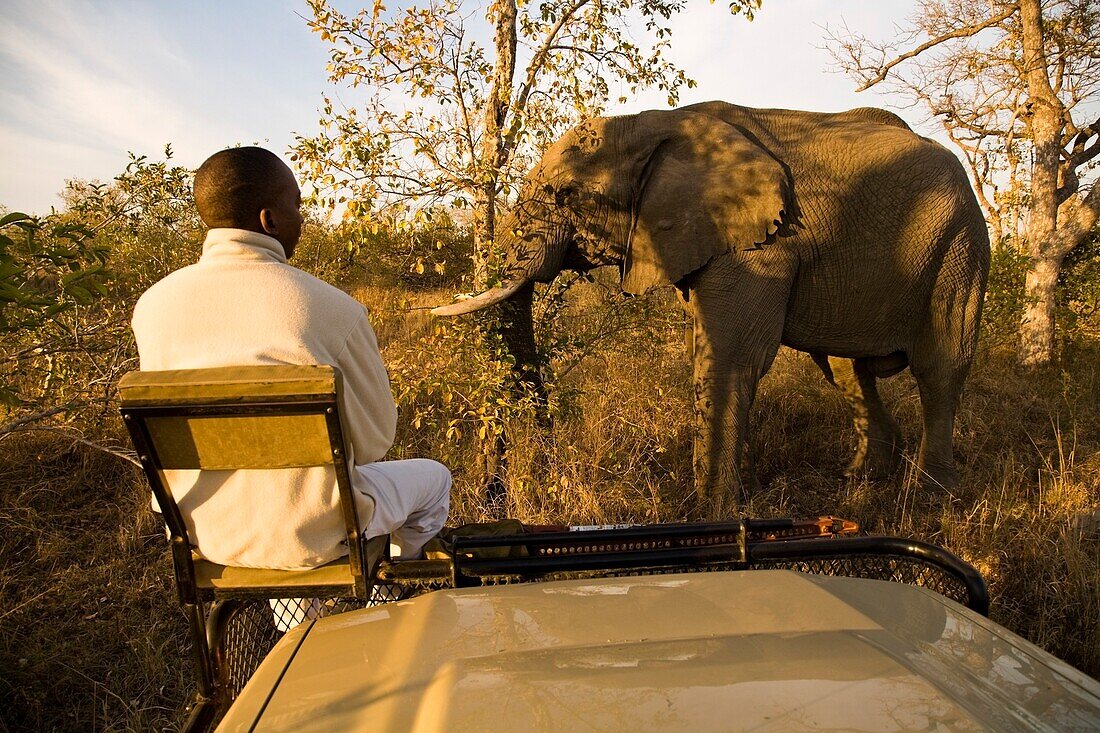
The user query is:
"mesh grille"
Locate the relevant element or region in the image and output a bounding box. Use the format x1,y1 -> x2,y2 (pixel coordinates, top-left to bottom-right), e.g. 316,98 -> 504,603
213,578 -> 449,699
217,602 -> 283,696
752,555 -> 972,606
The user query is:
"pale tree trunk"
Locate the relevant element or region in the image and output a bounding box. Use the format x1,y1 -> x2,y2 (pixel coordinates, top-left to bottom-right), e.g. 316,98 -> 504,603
473,0 -> 517,287
987,215 -> 1004,249
1019,253 -> 1063,362
1018,0 -> 1066,368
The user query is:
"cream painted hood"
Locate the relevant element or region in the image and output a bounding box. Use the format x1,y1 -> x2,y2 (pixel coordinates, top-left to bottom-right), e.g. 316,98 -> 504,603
218,570 -> 1100,732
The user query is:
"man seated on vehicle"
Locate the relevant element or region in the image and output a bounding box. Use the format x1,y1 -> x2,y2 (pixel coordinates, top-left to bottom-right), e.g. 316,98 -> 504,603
131,146 -> 451,571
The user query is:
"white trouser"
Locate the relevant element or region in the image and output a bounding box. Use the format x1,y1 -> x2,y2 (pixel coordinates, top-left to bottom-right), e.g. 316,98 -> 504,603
357,458 -> 452,559
271,458 -> 451,630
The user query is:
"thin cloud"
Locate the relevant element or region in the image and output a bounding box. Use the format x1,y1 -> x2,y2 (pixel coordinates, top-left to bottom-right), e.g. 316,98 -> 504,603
1,0 -> 931,214
0,0 -> 272,211
4,31 -> 189,151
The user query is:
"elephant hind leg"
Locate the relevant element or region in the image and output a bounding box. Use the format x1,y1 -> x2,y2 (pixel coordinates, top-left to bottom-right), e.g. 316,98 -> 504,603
908,223 -> 986,490
909,335 -> 975,489
909,359 -> 968,490
827,356 -> 903,480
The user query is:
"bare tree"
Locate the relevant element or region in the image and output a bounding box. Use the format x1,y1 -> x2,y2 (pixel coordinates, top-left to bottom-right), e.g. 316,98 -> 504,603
826,0 -> 1100,366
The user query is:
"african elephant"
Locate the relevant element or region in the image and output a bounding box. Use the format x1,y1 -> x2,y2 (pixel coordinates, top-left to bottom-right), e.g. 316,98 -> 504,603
434,102 -> 990,506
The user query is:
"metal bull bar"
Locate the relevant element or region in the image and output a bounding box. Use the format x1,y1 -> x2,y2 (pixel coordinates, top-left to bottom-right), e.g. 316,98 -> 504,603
450,517 -> 989,616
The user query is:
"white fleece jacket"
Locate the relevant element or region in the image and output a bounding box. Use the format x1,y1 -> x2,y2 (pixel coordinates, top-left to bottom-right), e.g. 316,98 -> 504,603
131,228 -> 397,569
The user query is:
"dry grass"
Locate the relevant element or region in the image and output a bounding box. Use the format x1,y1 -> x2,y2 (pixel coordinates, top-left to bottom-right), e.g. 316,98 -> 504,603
1,278 -> 1098,731
0,434 -> 189,731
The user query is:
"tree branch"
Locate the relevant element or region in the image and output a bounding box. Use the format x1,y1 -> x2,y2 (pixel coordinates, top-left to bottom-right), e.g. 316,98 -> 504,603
855,5 -> 1018,91
1052,182 -> 1100,257
505,0 -> 591,153
945,126 -> 1000,230
1063,116 -> 1100,167
1,425 -> 142,468
0,403 -> 77,435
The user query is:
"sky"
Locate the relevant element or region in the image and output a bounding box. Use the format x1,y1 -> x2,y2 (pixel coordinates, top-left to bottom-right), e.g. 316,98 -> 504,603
0,0 -> 920,215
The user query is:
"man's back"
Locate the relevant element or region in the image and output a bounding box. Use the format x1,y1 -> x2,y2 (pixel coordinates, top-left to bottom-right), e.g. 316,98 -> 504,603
134,231 -> 360,370
132,145 -> 448,570
132,228 -> 397,569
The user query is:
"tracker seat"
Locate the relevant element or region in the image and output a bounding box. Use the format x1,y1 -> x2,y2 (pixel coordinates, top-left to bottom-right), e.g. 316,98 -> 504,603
118,364 -> 386,730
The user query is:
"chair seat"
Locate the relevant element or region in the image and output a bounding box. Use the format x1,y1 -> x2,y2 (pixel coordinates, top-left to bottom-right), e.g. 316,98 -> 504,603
194,554 -> 356,596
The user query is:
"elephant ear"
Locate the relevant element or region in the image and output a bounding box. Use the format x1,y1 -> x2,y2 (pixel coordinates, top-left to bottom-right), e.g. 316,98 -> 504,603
622,111 -> 791,295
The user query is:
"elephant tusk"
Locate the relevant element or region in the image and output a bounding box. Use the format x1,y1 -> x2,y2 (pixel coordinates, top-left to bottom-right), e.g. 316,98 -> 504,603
430,280 -> 528,316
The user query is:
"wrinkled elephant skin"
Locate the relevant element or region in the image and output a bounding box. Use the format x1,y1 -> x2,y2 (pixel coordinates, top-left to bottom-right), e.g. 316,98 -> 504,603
434,102 -> 990,510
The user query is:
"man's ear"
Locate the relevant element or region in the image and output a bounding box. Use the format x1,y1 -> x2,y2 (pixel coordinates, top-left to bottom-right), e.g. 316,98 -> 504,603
259,208 -> 277,235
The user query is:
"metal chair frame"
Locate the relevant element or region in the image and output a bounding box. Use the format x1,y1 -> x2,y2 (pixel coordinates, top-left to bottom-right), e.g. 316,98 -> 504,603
119,366 -> 384,731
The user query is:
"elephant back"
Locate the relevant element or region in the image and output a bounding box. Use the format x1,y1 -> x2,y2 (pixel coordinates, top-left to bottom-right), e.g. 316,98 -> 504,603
831,107 -> 911,130
680,102 -> 976,249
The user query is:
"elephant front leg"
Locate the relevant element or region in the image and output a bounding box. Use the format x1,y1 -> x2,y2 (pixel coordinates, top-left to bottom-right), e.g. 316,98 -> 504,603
692,363 -> 762,516
686,252 -> 789,516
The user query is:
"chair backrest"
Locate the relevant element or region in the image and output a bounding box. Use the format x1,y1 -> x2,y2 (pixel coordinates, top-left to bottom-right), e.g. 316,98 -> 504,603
118,365 -> 371,598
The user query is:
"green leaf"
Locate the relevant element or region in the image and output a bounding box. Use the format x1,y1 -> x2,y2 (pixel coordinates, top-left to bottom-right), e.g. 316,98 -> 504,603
0,212 -> 32,227
61,269 -> 85,285
67,285 -> 93,303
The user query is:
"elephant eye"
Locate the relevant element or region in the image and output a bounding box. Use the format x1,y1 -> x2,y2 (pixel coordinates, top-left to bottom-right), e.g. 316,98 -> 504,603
555,186 -> 576,206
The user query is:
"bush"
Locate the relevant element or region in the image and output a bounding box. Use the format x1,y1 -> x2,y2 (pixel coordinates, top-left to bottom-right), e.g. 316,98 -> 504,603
981,242 -> 1030,346
983,234 -> 1100,350
1058,231 -> 1100,344
385,311 -> 542,486
64,150 -> 202,295
343,209 -> 473,290
0,213 -> 112,414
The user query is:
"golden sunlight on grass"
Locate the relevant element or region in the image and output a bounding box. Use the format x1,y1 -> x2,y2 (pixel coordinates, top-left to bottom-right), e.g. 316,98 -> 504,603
2,277 -> 1097,730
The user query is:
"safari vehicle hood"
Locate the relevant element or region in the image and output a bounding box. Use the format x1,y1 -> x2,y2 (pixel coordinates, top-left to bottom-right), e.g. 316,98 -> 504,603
217,570 -> 1100,732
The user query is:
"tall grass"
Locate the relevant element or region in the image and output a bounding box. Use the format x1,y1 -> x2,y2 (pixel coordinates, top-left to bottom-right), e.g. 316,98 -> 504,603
378,277 -> 1100,673
2,271 -> 1098,731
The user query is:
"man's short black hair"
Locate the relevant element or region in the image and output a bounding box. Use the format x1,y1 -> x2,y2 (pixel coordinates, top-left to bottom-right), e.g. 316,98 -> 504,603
193,146 -> 294,229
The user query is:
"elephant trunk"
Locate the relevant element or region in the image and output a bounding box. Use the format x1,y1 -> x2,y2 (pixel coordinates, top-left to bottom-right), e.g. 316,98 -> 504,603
431,206 -> 567,415
489,229 -> 560,408
431,214 -> 568,317
497,281 -> 547,406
